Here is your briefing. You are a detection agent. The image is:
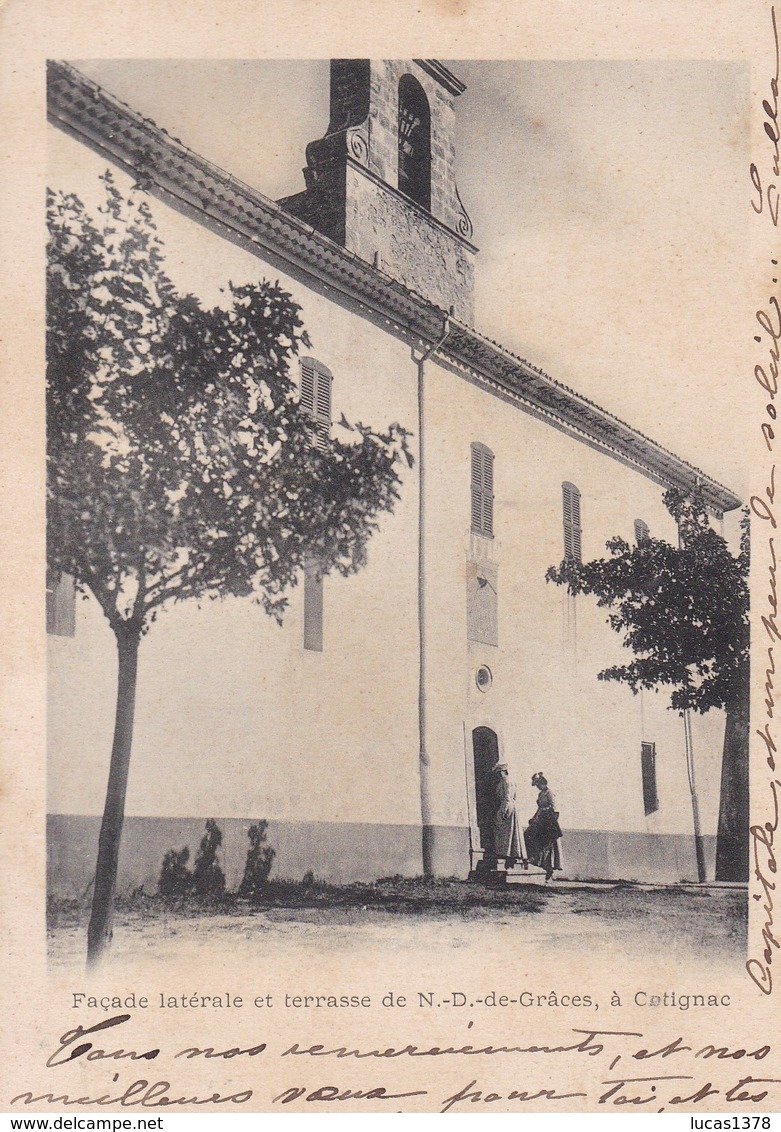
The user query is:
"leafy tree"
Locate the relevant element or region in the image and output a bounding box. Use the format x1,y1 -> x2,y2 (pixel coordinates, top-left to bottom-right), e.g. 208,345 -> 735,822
546,488 -> 749,881
158,846 -> 193,897
238,820 -> 276,899
47,172 -> 411,964
191,819 -> 226,898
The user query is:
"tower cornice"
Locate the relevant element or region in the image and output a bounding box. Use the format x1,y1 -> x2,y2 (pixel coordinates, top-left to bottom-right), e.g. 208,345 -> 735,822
414,60 -> 466,97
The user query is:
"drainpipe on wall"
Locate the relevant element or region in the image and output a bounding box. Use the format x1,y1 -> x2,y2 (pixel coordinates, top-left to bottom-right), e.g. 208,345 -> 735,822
415,314 -> 451,877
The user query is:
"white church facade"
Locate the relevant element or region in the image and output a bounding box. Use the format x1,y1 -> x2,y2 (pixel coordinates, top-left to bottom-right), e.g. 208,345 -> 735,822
46,59 -> 741,896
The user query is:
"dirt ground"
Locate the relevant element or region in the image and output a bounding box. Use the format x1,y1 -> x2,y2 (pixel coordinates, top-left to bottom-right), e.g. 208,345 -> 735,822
47,878 -> 747,977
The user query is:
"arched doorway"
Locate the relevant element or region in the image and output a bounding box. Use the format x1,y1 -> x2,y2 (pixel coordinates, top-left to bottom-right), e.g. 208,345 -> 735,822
472,726 -> 499,855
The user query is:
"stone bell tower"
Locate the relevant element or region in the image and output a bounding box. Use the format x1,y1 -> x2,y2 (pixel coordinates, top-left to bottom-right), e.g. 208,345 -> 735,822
279,60 -> 476,323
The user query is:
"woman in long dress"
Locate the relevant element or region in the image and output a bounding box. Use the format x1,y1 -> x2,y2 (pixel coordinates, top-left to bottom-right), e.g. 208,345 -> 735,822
492,763 -> 523,869
524,771 -> 562,880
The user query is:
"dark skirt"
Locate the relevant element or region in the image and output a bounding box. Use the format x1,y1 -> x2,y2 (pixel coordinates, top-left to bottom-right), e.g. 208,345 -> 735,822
524,809 -> 562,872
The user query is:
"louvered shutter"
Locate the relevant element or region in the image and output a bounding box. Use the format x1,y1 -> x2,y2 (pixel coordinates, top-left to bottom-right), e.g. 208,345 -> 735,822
634,518 -> 650,544
571,488 -> 581,560
471,445 -> 483,532
299,358 -> 332,451
303,557 -> 323,652
471,443 -> 494,537
641,742 -> 659,815
314,368 -> 331,451
300,358 -> 316,413
562,482 -> 582,562
481,448 -> 494,536
46,570 -> 75,637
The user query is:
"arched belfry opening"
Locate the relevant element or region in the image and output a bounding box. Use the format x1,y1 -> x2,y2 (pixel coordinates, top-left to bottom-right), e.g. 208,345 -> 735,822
397,74 -> 431,210
279,59 -> 475,322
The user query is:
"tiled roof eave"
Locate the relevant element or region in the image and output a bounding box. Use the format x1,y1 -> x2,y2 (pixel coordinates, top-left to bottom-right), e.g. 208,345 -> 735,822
46,61 -> 445,345
444,322 -> 741,516
46,60 -> 741,517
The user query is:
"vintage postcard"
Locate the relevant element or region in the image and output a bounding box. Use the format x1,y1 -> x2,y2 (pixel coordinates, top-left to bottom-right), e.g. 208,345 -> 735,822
1,0 -> 779,1116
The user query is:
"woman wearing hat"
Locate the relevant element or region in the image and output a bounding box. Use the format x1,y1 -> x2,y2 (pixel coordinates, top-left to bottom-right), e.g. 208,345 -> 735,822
524,772 -> 562,881
492,763 -> 523,870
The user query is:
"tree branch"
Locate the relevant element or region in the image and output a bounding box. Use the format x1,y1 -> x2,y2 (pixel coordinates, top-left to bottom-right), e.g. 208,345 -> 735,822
143,559 -> 206,612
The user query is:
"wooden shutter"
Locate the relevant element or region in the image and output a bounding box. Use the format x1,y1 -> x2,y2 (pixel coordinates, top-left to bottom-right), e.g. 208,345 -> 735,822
300,358 -> 332,452
562,482 -> 582,561
634,518 -> 650,544
641,742 -> 659,815
303,558 -> 323,652
300,358 -> 316,413
481,448 -> 494,536
46,570 -> 75,637
470,445 -> 483,531
471,443 -> 494,538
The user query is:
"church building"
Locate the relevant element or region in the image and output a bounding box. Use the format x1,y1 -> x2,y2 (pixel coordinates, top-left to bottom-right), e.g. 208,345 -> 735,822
46,59 -> 741,895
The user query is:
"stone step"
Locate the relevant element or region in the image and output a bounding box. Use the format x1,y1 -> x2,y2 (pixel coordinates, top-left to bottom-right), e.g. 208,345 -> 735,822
469,861 -> 549,885
505,866 -> 550,884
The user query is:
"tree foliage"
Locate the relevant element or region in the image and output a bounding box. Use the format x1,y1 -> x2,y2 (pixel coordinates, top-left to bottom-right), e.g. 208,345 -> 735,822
158,846 -> 192,898
238,820 -> 276,899
546,488 -> 749,714
191,819 -> 226,898
47,172 -> 412,962
47,171 -> 412,637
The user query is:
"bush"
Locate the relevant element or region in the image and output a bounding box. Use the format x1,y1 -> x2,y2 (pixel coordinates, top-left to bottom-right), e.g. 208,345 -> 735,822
192,819 -> 226,898
238,821 -> 275,899
159,847 -> 193,897
158,820 -> 226,898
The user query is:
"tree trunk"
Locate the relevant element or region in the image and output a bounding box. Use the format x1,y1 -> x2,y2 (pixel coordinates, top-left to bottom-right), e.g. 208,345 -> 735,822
715,661 -> 750,882
86,629 -> 140,967
683,710 -> 707,883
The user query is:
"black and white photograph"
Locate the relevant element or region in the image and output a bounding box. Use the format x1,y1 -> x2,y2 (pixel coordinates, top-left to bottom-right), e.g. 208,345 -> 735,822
1,0 -> 779,1116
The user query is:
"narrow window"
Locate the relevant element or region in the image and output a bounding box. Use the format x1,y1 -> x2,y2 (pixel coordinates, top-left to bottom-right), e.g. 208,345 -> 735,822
641,742 -> 659,815
471,443 -> 494,538
46,569 -> 75,637
634,518 -> 650,544
562,482 -> 582,562
398,75 -> 432,210
303,558 -> 323,652
299,357 -> 332,452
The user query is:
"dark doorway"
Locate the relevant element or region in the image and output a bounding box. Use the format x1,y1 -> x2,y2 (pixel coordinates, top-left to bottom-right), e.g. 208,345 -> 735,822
472,726 -> 499,853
